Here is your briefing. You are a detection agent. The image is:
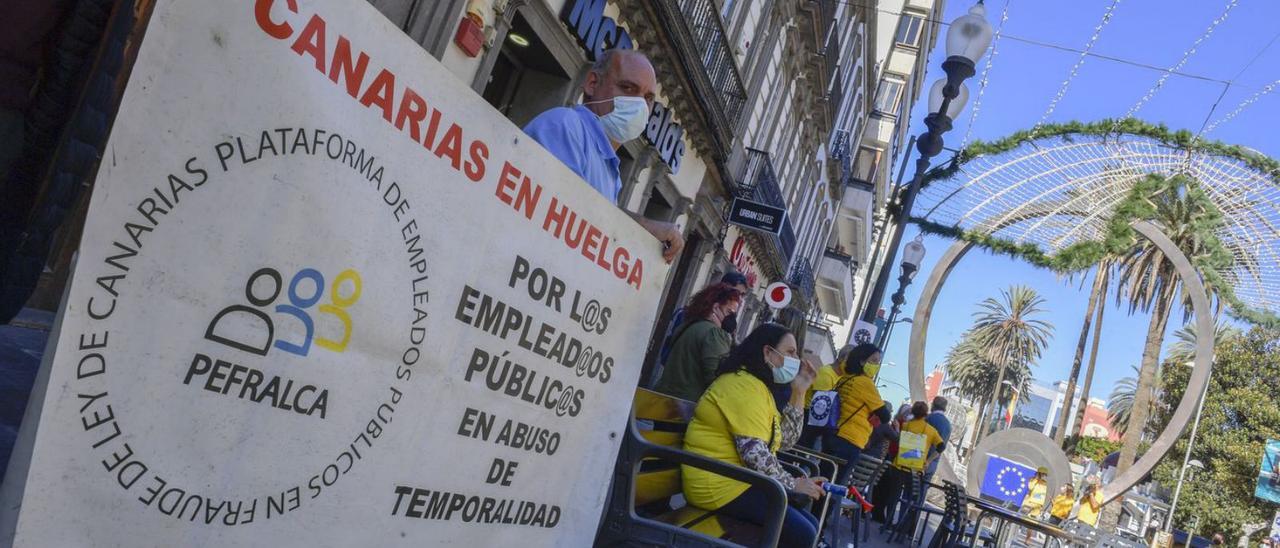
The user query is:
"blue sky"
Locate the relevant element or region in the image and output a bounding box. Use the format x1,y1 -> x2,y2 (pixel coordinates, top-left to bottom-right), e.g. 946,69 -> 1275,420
873,0 -> 1280,407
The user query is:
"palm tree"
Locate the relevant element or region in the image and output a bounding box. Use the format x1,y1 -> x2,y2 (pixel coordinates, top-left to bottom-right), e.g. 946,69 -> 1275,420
943,332 -> 1032,432
1055,259 -> 1114,445
967,285 -> 1055,446
1108,175 -> 1234,525
1166,320 -> 1239,366
1106,366 -> 1155,438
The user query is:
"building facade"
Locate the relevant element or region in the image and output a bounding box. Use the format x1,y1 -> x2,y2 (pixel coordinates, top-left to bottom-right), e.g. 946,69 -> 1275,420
357,0 -> 953,381
837,0 -> 946,346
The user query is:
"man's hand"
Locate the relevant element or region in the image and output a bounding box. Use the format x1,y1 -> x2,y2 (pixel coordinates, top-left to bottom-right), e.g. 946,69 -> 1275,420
630,214 -> 684,264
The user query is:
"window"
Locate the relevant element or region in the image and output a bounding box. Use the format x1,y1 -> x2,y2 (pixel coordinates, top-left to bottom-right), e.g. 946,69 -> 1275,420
872,78 -> 904,115
853,146 -> 881,183
720,0 -> 736,18
895,13 -> 925,47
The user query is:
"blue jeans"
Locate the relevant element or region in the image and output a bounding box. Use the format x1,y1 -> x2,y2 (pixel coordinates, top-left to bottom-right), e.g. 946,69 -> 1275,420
719,484 -> 819,548
826,435 -> 863,485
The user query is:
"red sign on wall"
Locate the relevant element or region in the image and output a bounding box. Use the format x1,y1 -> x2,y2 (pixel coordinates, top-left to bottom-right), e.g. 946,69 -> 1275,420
729,236 -> 759,289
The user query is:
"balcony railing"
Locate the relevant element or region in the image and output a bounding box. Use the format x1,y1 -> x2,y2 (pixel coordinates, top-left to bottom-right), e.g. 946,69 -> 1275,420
830,128 -> 852,185
655,0 -> 748,158
788,257 -> 816,304
740,149 -> 798,266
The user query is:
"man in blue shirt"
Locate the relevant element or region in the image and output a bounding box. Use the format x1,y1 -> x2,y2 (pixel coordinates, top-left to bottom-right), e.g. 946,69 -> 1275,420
524,49 -> 683,263
925,396 -> 953,481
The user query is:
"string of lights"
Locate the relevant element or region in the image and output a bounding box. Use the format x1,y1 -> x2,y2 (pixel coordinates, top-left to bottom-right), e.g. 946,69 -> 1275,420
1034,0 -> 1124,132
1117,0 -> 1238,124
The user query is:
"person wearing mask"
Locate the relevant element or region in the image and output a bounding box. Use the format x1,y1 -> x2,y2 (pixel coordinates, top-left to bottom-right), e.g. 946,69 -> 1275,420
1048,484 -> 1074,526
1020,467 -> 1050,543
654,283 -> 741,402
881,401 -> 944,528
797,346 -> 849,450
1076,477 -> 1105,527
828,343 -> 892,483
924,396 -> 952,484
523,49 -> 683,263
681,323 -> 823,548
662,271 -> 750,345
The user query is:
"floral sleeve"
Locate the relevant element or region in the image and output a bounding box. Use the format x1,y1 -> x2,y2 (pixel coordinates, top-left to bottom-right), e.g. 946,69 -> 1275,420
780,404 -> 803,450
733,435 -> 796,489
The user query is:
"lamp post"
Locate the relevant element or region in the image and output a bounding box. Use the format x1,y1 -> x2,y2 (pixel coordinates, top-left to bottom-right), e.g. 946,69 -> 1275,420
877,236 -> 926,350
860,2 -> 993,325
1166,361 -> 1212,533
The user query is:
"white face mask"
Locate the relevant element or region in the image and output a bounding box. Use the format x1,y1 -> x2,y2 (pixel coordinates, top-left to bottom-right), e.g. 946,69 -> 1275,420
767,347 -> 801,384
586,96 -> 650,143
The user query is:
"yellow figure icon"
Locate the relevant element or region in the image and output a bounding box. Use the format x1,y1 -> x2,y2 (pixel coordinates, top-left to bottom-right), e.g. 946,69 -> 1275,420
316,269 -> 362,352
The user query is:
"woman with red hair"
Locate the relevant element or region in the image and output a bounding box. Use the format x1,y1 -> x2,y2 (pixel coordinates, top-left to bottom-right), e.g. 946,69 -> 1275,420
654,283 -> 742,401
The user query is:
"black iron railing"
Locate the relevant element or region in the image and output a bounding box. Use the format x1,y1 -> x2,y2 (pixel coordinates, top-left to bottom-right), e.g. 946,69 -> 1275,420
656,0 -> 748,158
788,257 -> 816,303
740,149 -> 798,265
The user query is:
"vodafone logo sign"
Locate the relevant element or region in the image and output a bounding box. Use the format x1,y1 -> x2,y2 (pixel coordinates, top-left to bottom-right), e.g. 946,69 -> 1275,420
764,282 -> 791,309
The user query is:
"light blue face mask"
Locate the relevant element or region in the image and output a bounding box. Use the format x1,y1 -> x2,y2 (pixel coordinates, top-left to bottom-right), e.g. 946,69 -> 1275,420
769,347 -> 801,384
586,96 -> 650,143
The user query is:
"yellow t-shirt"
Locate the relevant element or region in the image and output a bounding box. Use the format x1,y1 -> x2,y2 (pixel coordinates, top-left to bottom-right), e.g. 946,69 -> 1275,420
1050,494 -> 1074,519
835,374 -> 885,447
1077,489 -> 1104,526
1021,478 -> 1049,515
804,364 -> 840,407
894,418 -> 943,470
681,371 -> 782,510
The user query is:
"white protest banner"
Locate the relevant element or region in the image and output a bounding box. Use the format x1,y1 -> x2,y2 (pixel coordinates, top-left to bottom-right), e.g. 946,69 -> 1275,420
0,0 -> 666,545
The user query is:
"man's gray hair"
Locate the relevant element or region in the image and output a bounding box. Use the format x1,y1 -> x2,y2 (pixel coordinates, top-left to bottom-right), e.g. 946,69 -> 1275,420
591,49 -> 618,75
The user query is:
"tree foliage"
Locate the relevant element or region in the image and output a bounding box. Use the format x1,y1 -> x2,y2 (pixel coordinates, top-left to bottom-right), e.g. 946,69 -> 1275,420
1148,326 -> 1280,540
1069,435 -> 1123,462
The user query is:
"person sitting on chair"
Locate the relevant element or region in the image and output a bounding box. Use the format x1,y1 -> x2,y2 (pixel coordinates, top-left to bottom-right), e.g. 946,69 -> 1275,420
680,323 -> 823,548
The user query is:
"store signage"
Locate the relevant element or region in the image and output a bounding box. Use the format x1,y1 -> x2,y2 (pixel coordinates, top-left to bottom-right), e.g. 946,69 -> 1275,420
561,0 -> 686,174
764,282 -> 792,309
728,197 -> 786,235
728,237 -> 759,289
0,0 -> 665,545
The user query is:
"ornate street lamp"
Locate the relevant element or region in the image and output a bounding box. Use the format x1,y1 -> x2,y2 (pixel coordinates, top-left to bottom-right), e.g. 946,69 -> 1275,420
877,235 -> 926,349
860,1 -> 993,325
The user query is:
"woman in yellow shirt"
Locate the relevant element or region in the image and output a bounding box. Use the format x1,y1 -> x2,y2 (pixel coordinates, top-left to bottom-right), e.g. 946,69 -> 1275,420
681,323 -> 824,547
1076,478 -> 1105,527
828,343 -> 893,483
1048,484 -> 1075,526
883,402 -> 944,526
797,346 -> 845,449
1020,467 -> 1050,517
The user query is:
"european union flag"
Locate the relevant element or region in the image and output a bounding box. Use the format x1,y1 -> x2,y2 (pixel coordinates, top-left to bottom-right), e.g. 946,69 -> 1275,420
980,454 -> 1036,506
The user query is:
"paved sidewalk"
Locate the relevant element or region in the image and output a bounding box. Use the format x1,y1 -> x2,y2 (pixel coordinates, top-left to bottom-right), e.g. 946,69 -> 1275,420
0,308 -> 53,482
